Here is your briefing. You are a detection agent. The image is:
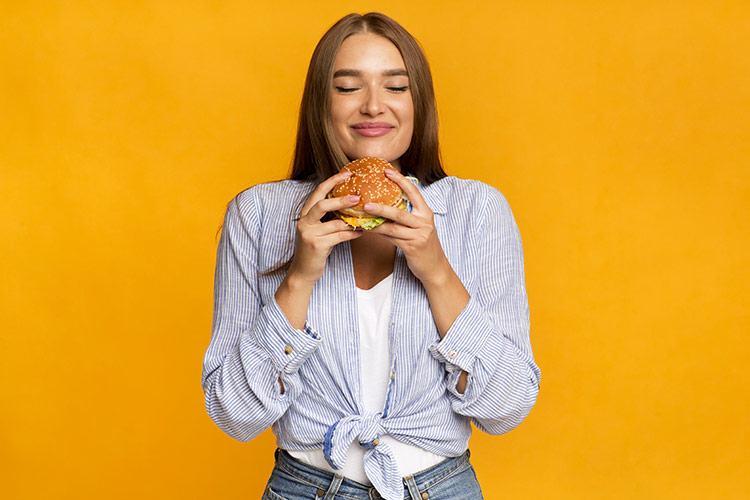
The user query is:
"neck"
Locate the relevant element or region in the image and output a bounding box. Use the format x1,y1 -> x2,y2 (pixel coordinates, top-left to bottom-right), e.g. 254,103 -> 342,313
350,232 -> 396,290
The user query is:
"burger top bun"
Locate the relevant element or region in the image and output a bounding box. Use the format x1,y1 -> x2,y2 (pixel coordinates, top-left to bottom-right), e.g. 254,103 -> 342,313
331,157 -> 404,217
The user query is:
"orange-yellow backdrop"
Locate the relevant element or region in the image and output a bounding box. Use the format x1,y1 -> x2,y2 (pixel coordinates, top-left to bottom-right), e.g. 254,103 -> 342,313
1,1 -> 748,499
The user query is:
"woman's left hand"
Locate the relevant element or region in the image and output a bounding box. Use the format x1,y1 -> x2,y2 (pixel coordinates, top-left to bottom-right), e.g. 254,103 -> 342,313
370,169 -> 470,361
366,168 -> 450,286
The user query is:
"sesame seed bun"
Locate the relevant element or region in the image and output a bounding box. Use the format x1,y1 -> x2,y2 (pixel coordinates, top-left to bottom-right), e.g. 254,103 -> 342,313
329,157 -> 407,229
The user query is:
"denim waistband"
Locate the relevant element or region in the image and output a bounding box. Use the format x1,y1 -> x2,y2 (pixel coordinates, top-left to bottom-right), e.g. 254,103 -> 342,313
273,448 -> 472,499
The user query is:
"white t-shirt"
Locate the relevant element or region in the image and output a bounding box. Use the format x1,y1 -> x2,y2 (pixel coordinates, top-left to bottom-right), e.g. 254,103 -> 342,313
290,274 -> 445,484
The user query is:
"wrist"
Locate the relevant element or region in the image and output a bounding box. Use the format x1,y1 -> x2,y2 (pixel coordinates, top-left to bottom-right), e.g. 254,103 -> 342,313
419,258 -> 456,289
275,270 -> 316,331
284,264 -> 320,291
421,259 -> 470,338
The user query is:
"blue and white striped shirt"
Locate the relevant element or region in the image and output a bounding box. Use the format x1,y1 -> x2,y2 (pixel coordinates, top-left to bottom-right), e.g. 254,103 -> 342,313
202,176 -> 541,500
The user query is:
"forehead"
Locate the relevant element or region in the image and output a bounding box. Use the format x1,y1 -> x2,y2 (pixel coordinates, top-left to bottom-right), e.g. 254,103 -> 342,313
333,33 -> 406,72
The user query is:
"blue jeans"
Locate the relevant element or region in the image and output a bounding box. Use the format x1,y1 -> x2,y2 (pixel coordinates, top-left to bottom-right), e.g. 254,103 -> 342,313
262,449 -> 484,500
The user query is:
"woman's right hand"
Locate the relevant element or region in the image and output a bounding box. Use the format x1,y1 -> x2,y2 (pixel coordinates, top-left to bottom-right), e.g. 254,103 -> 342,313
275,171 -> 361,331
287,171 -> 363,285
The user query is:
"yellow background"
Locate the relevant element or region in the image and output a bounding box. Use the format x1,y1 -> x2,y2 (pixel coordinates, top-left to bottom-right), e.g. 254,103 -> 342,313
1,1 -> 748,498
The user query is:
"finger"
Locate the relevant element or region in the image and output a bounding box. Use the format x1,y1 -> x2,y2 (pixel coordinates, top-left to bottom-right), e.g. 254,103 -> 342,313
316,227 -> 363,246
383,169 -> 430,213
363,202 -> 420,228
300,171 -> 353,216
368,221 -> 411,240
304,195 -> 360,223
300,171 -> 352,216
337,229 -> 364,243
315,218 -> 358,236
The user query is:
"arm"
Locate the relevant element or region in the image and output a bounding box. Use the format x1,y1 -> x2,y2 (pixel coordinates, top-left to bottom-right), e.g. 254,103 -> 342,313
428,187 -> 541,434
202,177 -> 363,441
365,172 -> 540,433
201,191 -> 321,441
413,256 -> 471,393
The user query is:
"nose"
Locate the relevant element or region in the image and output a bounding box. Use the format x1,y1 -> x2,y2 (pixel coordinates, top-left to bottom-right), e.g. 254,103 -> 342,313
360,88 -> 386,116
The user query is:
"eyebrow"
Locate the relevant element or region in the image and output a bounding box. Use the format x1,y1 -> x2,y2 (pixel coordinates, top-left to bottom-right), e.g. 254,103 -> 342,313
333,69 -> 408,78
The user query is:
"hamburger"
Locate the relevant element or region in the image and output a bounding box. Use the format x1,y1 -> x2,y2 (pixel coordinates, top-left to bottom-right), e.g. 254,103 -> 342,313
329,157 -> 408,230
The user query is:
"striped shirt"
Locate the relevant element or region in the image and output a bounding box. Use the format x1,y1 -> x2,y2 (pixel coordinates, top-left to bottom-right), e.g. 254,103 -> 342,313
202,176 -> 541,500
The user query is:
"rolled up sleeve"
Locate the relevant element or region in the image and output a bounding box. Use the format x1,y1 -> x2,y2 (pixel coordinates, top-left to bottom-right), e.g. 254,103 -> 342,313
201,190 -> 321,442
429,186 -> 541,433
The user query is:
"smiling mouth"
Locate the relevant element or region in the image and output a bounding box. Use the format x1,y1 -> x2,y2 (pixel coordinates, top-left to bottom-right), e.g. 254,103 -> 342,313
351,122 -> 394,137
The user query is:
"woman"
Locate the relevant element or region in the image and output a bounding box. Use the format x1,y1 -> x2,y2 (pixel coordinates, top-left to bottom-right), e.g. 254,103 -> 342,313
202,12 -> 541,500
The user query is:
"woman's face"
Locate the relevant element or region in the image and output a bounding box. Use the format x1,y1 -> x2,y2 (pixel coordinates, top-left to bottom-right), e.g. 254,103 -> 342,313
330,33 -> 414,170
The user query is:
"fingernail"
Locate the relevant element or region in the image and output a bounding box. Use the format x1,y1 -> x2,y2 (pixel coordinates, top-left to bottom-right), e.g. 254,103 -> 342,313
384,169 -> 396,175
364,203 -> 375,211
348,195 -> 360,202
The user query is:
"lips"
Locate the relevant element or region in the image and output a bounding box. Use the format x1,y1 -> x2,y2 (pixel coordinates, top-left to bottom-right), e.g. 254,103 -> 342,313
351,122 -> 395,137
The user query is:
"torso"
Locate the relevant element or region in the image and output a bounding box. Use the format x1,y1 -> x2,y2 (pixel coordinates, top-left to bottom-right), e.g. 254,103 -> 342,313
236,175 -> 492,470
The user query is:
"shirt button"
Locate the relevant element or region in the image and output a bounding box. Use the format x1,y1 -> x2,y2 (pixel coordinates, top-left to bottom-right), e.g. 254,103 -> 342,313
284,345 -> 293,355
448,350 -> 457,359
391,373 -> 395,380
372,438 -> 380,446
422,493 -> 429,499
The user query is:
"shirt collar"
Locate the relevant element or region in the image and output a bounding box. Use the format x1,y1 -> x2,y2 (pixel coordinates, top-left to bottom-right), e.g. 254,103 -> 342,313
413,177 -> 448,215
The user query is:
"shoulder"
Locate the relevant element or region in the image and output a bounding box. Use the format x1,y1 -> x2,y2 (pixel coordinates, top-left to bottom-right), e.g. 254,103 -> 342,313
229,179 -> 315,223
420,176 -> 513,223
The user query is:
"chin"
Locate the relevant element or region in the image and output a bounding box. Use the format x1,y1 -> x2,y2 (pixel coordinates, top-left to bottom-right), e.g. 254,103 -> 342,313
345,149 -> 405,167
341,141 -> 407,162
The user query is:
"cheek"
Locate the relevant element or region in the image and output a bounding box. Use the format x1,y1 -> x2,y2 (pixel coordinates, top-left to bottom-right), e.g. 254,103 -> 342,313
330,99 -> 350,128
330,107 -> 344,129
399,95 -> 414,122
330,111 -> 349,148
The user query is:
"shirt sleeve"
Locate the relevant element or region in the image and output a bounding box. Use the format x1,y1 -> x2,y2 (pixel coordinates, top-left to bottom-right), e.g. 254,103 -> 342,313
201,190 -> 321,442
428,186 -> 541,435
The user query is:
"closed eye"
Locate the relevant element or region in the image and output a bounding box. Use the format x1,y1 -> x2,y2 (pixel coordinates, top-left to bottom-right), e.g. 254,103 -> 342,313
387,86 -> 409,92
335,86 -> 358,93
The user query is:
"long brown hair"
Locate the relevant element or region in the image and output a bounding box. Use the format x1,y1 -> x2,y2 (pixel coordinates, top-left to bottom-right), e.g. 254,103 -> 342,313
290,12 -> 446,185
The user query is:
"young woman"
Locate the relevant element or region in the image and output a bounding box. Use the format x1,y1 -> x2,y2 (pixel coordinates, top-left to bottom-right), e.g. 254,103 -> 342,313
202,12 -> 541,500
